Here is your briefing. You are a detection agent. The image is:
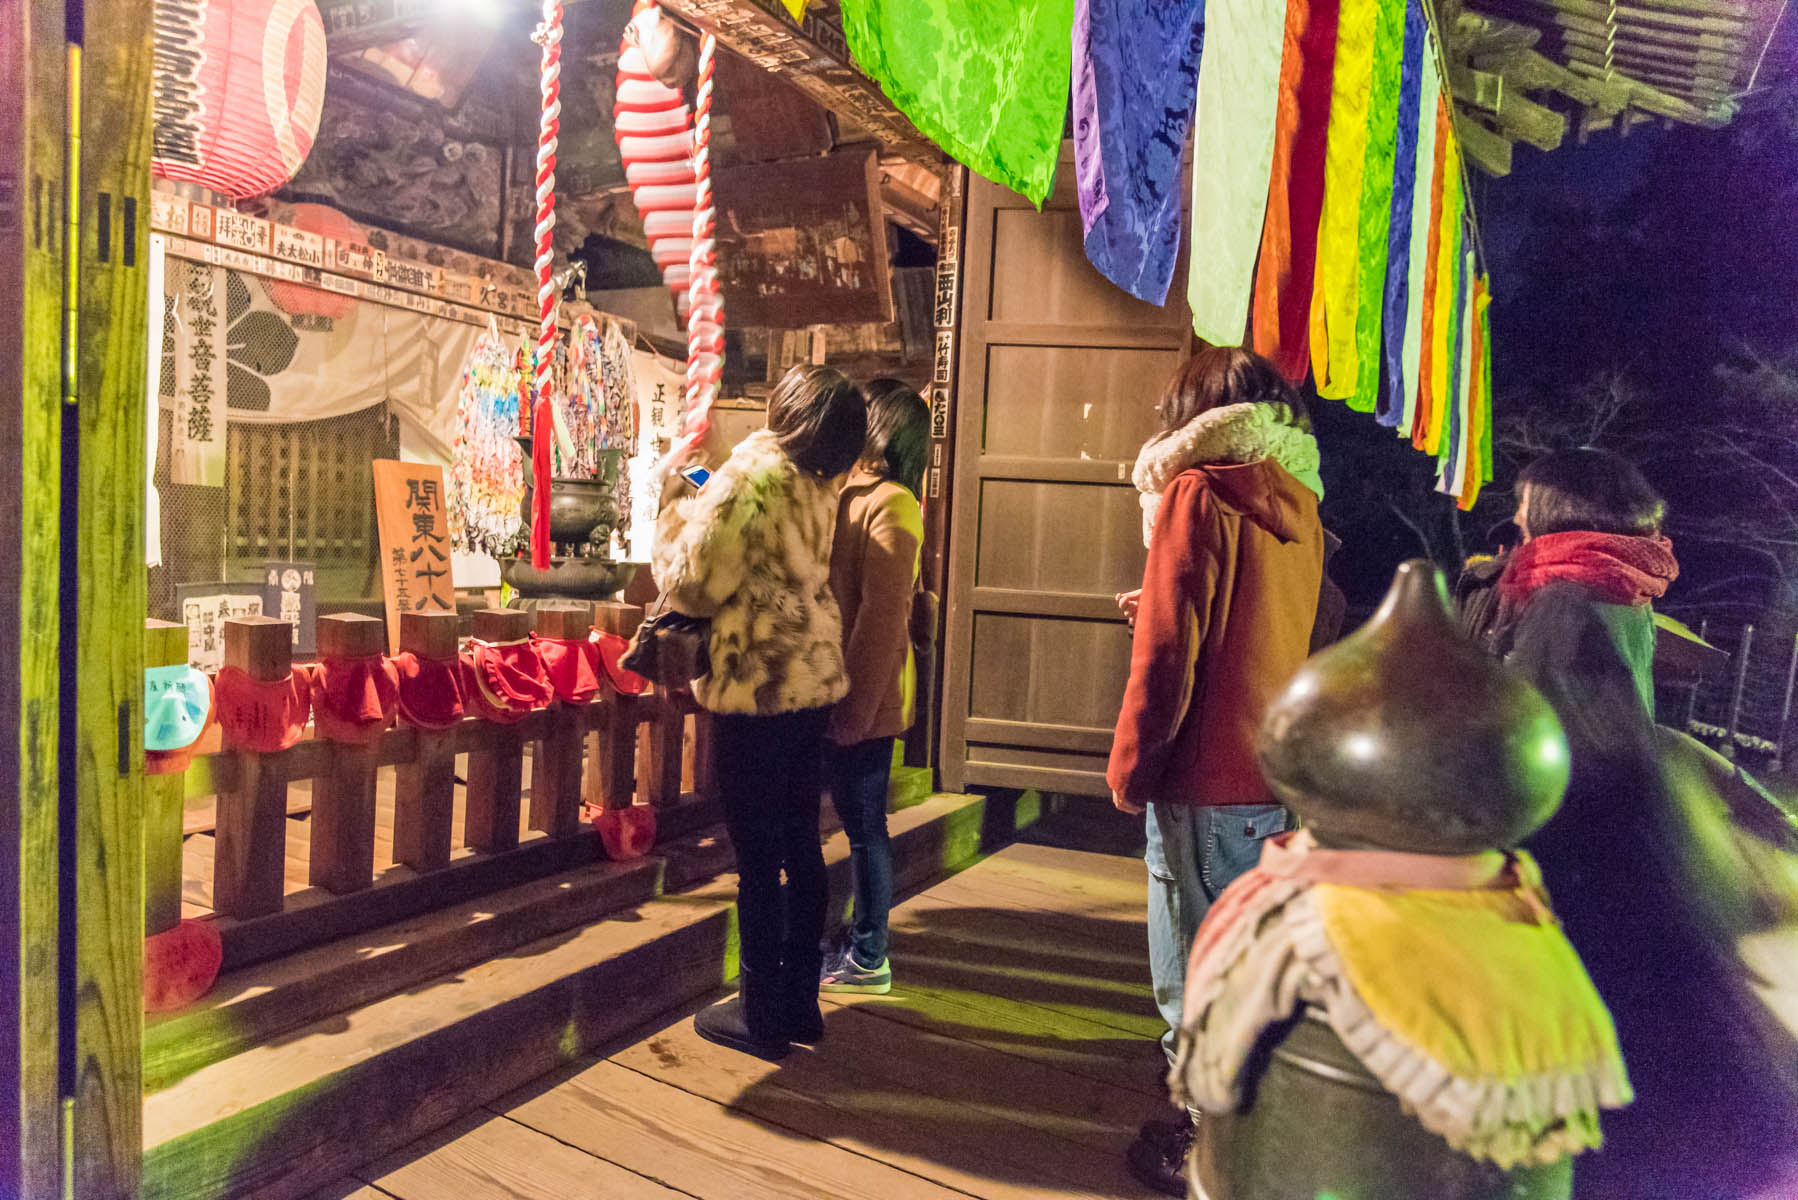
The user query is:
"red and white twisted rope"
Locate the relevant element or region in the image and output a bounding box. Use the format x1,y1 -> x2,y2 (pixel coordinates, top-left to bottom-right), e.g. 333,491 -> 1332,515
528,0 -> 564,569
682,32 -> 723,446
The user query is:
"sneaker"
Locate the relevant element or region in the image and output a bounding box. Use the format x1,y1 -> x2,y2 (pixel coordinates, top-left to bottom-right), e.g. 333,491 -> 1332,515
1125,1117 -> 1195,1197
818,948 -> 892,994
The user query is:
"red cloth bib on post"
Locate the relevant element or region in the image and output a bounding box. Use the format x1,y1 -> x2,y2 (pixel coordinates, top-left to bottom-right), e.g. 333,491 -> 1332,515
591,629 -> 649,695
305,654 -> 400,744
392,652 -> 466,730
215,666 -> 312,752
533,635 -> 602,705
460,638 -> 552,724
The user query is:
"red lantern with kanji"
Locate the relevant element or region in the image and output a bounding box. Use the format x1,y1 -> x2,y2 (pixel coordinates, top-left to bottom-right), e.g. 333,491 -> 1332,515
151,0 -> 329,200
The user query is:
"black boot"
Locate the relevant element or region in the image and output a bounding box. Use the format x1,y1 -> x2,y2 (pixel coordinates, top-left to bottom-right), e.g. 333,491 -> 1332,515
694,966 -> 790,1061
779,952 -> 825,1044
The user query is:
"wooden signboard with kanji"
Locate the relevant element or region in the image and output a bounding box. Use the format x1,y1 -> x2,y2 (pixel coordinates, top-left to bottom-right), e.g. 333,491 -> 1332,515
372,460 -> 456,652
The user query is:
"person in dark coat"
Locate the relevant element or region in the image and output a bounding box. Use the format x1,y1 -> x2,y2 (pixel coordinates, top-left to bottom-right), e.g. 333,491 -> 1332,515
1458,448 -> 1798,1198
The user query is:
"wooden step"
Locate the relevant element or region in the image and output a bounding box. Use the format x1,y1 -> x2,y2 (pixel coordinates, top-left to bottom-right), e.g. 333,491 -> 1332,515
143,791 -> 1035,1200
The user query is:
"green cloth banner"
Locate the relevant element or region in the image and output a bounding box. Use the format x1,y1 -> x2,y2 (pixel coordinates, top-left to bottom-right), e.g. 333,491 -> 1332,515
1345,0 -> 1406,411
840,0 -> 1074,207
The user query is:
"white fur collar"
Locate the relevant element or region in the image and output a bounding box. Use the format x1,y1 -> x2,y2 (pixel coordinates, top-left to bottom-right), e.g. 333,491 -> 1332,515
1133,403 -> 1323,546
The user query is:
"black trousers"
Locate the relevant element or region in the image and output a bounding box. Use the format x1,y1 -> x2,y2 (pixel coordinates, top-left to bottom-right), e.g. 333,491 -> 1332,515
713,708 -> 831,983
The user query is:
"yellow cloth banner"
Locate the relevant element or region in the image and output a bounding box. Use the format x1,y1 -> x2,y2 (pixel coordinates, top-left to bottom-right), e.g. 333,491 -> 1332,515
1308,0 -> 1378,398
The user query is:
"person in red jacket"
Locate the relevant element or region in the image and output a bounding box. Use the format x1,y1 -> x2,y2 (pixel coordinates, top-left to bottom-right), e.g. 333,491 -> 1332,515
1109,346 -> 1325,1196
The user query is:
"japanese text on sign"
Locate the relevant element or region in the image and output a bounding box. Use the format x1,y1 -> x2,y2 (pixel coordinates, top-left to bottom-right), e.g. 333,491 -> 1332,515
373,461 -> 457,653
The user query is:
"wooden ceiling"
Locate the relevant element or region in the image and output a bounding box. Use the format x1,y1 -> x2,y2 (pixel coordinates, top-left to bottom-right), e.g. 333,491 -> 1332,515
1443,0 -> 1772,174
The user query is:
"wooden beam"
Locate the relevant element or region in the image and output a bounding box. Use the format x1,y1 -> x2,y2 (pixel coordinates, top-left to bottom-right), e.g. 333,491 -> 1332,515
1495,87 -> 1569,149
0,0 -> 67,1189
1455,109 -> 1517,175
70,0 -> 155,1186
660,0 -> 942,163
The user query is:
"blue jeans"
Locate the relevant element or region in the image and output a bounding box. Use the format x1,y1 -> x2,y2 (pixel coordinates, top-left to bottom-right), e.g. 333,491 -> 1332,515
827,737 -> 896,964
1145,801 -> 1291,1070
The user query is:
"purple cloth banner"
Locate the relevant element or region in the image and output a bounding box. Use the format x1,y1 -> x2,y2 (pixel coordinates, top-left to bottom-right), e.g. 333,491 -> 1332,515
1072,0 -> 1205,306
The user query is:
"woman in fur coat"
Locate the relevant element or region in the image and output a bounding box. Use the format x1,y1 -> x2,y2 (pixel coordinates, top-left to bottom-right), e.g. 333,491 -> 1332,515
1107,346 -> 1326,1196
653,364 -> 867,1061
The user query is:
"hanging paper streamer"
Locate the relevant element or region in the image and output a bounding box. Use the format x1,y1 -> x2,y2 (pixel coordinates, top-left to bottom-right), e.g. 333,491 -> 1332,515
1188,0 -> 1290,345
560,317 -> 603,480
1071,0 -> 1204,306
839,0 -> 1073,207
448,325 -> 527,558
1250,0 -> 1339,383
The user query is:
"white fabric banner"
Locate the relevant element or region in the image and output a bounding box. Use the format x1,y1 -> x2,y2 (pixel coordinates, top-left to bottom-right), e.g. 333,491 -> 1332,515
162,261 -> 482,462
169,259 -> 229,486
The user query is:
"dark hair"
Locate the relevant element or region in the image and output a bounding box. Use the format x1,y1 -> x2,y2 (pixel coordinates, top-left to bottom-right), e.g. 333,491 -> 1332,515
766,364 -> 867,479
1518,448 -> 1666,538
1154,345 -> 1307,440
861,379 -> 931,497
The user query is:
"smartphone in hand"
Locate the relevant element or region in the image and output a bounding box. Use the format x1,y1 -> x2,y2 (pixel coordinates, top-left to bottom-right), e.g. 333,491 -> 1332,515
679,464 -> 711,489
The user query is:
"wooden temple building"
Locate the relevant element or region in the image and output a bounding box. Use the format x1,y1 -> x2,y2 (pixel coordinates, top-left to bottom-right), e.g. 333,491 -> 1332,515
0,0 -> 1779,1196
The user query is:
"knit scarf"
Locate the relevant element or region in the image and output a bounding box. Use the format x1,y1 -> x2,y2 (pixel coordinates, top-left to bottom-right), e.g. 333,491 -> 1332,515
1133,401 -> 1324,545
1498,531 -> 1678,611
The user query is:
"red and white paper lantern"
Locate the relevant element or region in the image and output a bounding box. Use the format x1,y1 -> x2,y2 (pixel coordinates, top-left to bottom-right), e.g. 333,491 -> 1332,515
151,0 -> 329,200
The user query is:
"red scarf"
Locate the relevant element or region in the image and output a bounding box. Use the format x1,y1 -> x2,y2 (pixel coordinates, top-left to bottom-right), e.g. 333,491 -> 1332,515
215,666 -> 312,753
392,652 -> 466,731
305,654 -> 400,745
1498,531 -> 1678,610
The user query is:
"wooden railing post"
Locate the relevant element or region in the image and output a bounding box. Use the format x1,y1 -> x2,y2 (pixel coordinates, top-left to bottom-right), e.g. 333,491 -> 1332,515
392,611 -> 460,871
214,617 -> 294,918
587,602 -> 645,813
309,614 -> 385,894
641,689 -> 686,808
144,620 -> 190,936
531,604 -> 591,838
465,608 -> 530,852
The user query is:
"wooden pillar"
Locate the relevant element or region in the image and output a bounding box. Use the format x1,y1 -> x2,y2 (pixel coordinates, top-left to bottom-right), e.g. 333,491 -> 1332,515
309,614 -> 385,894
67,0 -> 155,1184
915,164 -> 967,773
214,618 -> 293,919
391,611 -> 459,871
0,0 -> 68,1188
143,621 -> 189,936
530,604 -> 590,838
465,608 -> 529,851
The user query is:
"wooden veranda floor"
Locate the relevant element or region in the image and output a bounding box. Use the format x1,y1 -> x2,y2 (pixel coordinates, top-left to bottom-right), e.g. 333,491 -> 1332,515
305,838 -> 1171,1200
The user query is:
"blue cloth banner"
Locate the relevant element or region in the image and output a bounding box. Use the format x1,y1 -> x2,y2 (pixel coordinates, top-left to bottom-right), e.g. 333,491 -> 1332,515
1072,0 -> 1205,305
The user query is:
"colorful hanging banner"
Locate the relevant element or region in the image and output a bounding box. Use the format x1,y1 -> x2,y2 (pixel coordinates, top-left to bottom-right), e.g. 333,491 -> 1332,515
1188,0 -> 1290,345
1072,0 -> 1204,305
1251,0 -> 1340,383
1343,0 -> 1407,412
1307,0 -> 1378,397
839,0 -> 1073,206
1375,0 -> 1426,426
1398,54 -> 1441,438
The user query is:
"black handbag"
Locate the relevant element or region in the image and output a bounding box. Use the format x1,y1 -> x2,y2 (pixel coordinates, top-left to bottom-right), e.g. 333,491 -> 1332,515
619,599 -> 711,688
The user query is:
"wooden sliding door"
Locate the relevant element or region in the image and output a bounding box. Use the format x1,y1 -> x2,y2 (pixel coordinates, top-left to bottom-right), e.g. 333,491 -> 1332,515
940,148 -> 1190,796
